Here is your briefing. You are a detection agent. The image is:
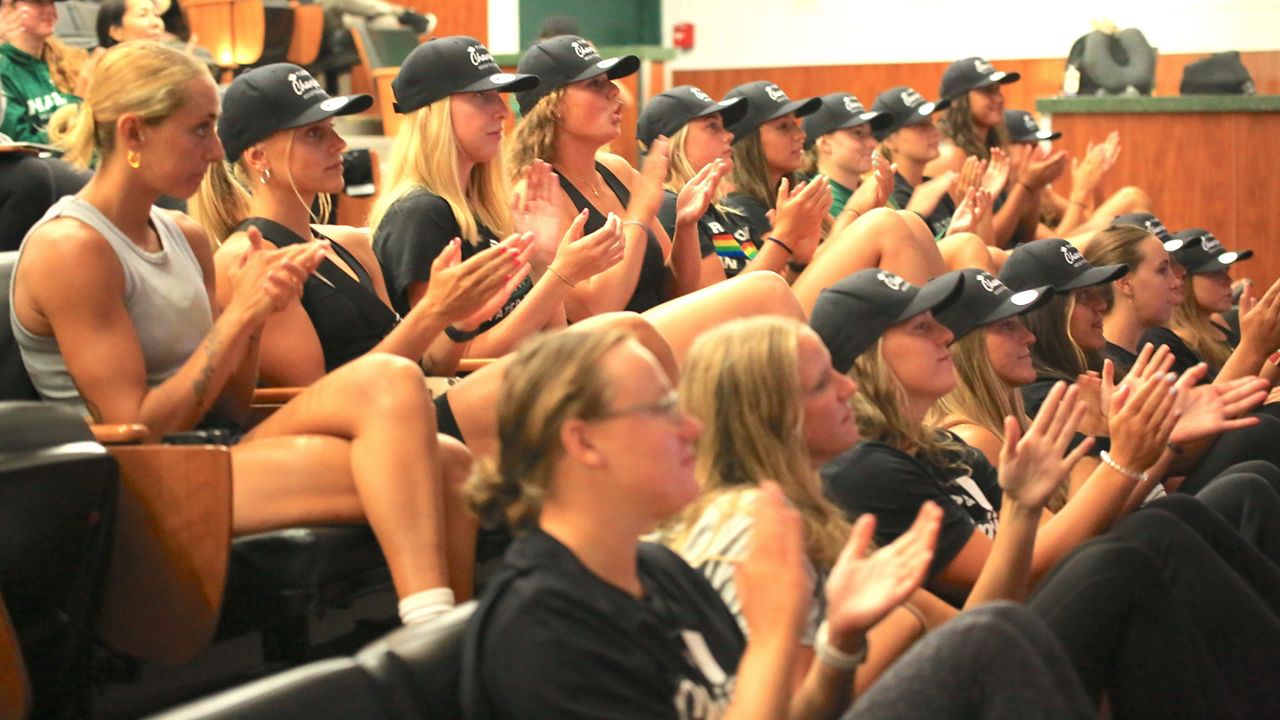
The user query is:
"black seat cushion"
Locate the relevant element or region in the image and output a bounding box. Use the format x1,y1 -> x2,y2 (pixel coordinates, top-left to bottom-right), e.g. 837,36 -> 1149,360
355,602 -> 475,720
0,252 -> 40,401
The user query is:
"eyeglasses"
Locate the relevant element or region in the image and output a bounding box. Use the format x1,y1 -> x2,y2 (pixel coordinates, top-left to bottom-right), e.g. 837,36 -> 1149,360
589,390 -> 684,423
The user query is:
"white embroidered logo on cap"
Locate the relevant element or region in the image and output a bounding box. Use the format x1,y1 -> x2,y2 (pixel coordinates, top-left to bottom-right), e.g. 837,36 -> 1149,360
977,273 -> 1005,294
690,87 -> 713,103
468,45 -> 496,68
319,97 -> 347,112
974,59 -> 996,74
489,72 -> 516,85
1059,243 -> 1086,266
1200,235 -> 1222,253
1023,114 -> 1038,131
288,71 -> 322,97
765,84 -> 788,103
876,271 -> 908,291
570,40 -> 600,60
899,88 -> 925,108
843,96 -> 862,113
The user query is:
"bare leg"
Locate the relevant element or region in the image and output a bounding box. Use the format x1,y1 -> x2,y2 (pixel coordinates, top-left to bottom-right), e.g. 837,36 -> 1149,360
792,209 -> 945,315
439,434 -> 477,600
445,312 -> 678,461
643,271 -> 803,367
232,354 -> 448,600
938,231 -> 998,273
1078,186 -> 1152,234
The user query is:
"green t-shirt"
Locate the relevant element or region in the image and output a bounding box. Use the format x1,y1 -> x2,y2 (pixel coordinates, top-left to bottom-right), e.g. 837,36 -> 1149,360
1,43 -> 78,144
828,177 -> 853,218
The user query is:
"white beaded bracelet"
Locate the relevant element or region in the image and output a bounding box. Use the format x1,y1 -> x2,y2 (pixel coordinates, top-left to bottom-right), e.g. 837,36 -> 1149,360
815,620 -> 869,671
1099,450 -> 1148,483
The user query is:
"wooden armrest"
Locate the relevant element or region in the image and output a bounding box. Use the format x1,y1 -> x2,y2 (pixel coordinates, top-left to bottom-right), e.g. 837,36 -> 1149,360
457,358 -> 496,374
0,594 -> 29,720
98,445 -> 233,665
90,423 -> 150,445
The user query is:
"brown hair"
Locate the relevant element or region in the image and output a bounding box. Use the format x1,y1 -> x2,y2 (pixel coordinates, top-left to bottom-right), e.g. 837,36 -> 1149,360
508,87 -> 566,177
936,93 -> 1009,160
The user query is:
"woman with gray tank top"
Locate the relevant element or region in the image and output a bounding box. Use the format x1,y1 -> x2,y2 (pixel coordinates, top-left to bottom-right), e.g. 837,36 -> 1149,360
7,41 -> 473,625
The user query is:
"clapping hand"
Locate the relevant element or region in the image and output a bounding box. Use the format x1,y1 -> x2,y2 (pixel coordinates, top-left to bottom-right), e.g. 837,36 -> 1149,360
675,158 -> 730,228
512,160 -> 562,266
548,211 -> 624,287
425,232 -> 534,332
997,381 -> 1093,509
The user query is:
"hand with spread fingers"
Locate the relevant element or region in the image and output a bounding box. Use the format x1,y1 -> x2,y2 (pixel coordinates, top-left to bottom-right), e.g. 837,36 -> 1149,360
1238,276 -> 1280,356
675,158 -> 731,228
946,187 -> 993,238
1107,368 -> 1182,472
772,175 -> 832,263
1168,367 -> 1268,445
549,210 -> 625,287
625,135 -> 671,225
949,155 -> 987,205
512,160 -> 562,266
229,226 -> 327,319
426,232 -> 534,331
980,147 -> 1011,197
998,381 -> 1094,509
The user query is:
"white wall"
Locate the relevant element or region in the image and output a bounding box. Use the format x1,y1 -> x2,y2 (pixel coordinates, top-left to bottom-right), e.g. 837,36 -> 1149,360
657,0 -> 1280,70
488,0 -> 520,54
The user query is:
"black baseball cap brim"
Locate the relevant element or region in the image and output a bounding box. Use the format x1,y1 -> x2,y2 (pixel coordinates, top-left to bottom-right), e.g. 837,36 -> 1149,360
1058,263 -> 1128,291
566,54 -> 640,86
937,282 -> 1054,339
396,71 -> 539,113
898,271 -> 965,323
1013,128 -> 1062,142
706,96 -> 749,129
967,70 -> 1021,94
286,93 -> 373,130
1183,249 -> 1254,274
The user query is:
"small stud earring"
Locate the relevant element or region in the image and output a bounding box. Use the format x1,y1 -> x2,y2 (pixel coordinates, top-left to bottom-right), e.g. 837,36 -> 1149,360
260,167 -> 272,184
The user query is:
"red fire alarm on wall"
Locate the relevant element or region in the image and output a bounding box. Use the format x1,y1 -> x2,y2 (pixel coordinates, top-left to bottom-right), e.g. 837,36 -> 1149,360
673,22 -> 694,50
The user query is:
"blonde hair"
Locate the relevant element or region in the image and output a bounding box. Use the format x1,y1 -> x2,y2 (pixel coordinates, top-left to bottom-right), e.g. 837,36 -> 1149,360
727,131 -> 776,211
652,121 -> 729,210
1171,278 -> 1233,371
849,338 -> 971,475
370,96 -> 513,245
48,41 -> 206,169
508,87 -> 566,179
665,317 -> 850,569
1083,224 -> 1154,311
931,330 -> 1028,440
192,132 -> 333,246
466,328 -> 629,530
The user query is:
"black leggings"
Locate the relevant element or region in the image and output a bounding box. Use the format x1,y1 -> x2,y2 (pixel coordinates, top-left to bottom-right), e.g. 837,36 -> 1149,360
1191,465 -> 1280,568
1031,505 -> 1280,718
1181,413 -> 1280,494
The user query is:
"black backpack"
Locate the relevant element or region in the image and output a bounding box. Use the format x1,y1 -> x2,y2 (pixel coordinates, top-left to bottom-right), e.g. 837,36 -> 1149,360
1180,52 -> 1255,95
1064,28 -> 1157,96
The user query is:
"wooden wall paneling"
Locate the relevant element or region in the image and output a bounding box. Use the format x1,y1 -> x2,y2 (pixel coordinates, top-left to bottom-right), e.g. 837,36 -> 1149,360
399,0 -> 487,44
1233,113 -> 1280,287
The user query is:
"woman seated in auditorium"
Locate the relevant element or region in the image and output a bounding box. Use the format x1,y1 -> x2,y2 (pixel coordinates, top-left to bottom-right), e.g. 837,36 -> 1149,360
462,325 -> 1106,720
1,0 -> 92,143
507,35 -> 705,317
10,42 -> 470,625
801,92 -> 895,230
366,36 -> 636,363
94,0 -> 165,48
665,314 -> 1280,716
931,269 -> 1280,569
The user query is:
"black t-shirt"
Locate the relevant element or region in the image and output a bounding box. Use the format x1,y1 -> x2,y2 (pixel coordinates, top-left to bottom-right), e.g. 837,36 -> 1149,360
719,192 -> 772,256
1103,341 -> 1139,380
659,190 -> 758,279
822,435 -> 1001,586
888,172 -> 955,238
372,188 -> 532,325
1140,326 -> 1217,384
463,528 -> 743,720
1021,376 -> 1110,456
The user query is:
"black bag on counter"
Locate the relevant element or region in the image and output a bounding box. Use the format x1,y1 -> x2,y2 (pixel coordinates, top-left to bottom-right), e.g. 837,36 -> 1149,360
1180,52 -> 1255,95
1064,27 -> 1157,96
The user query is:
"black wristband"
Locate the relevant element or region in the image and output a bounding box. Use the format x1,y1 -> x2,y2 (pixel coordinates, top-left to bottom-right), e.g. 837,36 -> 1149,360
767,236 -> 795,255
445,324 -> 482,343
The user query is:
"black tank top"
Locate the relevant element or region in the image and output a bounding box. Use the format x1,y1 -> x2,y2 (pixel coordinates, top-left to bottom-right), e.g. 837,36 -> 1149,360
237,218 -> 399,372
557,162 -> 667,313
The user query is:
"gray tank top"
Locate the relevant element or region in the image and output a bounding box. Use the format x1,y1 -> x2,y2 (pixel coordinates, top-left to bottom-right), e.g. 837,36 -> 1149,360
9,196 -> 213,413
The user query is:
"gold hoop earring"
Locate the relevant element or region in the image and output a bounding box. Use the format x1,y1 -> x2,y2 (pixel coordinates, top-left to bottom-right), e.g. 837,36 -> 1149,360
260,168 -> 272,184
127,150 -> 141,169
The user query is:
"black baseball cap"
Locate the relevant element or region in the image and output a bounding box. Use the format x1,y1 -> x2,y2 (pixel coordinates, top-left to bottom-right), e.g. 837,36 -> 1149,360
809,269 -> 965,373
869,85 -> 950,141
999,238 -> 1129,292
939,56 -> 1021,101
1004,109 -> 1061,143
219,64 -> 372,162
514,35 -> 639,115
392,36 -> 539,114
636,85 -> 748,148
934,269 -> 1052,339
1169,228 -> 1253,274
802,93 -> 892,150
1112,212 -> 1176,248
722,81 -> 821,144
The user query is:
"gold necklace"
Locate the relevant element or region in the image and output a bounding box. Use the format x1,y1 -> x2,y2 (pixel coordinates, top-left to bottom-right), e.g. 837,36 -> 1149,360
557,166 -> 603,201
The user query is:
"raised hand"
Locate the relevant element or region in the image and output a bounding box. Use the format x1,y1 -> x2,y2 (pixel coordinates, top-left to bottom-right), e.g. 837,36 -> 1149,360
228,227 -> 327,319
737,482 -> 812,644
1069,141 -> 1110,200
1238,276 -> 1280,355
832,153 -> 894,238
949,155 -> 987,204
980,147 -> 1011,197
998,381 -> 1094,509
625,135 -> 671,225
1021,146 -> 1069,192
512,160 -> 562,265
0,0 -> 24,43
772,175 -> 832,263
946,187 -> 992,237
675,158 -> 730,227
1169,368 -> 1267,444
823,501 -> 942,641
549,210 -> 624,286
1107,368 -> 1181,472
424,233 -> 534,331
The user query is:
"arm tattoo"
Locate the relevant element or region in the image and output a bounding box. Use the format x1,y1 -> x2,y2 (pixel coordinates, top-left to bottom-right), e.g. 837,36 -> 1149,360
191,326 -> 224,421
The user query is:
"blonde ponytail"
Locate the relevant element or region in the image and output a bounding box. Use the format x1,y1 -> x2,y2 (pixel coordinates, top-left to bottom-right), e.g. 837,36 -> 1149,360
48,102 -> 99,169
192,161 -> 253,246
